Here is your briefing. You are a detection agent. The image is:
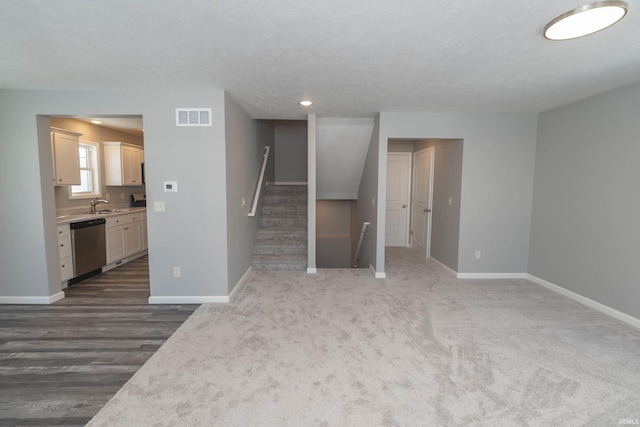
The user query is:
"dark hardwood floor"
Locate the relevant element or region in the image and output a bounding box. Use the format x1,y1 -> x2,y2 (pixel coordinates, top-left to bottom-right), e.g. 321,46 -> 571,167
0,256 -> 199,426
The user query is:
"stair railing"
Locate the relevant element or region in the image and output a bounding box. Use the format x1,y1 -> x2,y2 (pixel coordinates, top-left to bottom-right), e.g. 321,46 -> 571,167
248,146 -> 271,217
353,221 -> 370,267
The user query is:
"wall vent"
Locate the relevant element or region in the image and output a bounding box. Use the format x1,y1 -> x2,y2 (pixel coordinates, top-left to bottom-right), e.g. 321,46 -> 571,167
175,108 -> 212,126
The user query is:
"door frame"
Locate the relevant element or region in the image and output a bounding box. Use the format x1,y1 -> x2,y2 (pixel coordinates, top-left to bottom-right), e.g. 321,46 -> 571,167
386,152 -> 413,247
410,147 -> 435,258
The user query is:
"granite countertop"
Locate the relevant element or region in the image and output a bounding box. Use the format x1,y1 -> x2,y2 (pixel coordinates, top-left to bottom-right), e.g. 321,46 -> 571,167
56,207 -> 147,224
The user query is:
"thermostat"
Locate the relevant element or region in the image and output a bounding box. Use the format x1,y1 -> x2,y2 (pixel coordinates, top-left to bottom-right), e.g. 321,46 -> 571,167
164,181 -> 178,192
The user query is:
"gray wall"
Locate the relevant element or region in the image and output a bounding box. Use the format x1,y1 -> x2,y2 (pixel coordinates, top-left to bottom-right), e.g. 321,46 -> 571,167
415,139 -> 463,272
224,94 -> 260,293
316,200 -> 352,268
275,122 -> 307,183
379,112 -> 538,275
356,115 -> 380,270
529,81 -> 640,319
0,89 -> 231,300
316,118 -> 374,199
256,120 -> 276,183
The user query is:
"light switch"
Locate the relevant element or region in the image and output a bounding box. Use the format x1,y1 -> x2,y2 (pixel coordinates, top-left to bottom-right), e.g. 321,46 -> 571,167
164,181 -> 178,192
242,197 -> 246,207
154,201 -> 166,212
448,197 -> 453,206
371,197 -> 375,206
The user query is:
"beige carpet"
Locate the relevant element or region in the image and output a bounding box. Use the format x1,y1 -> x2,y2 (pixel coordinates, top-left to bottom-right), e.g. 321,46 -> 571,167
88,248 -> 640,426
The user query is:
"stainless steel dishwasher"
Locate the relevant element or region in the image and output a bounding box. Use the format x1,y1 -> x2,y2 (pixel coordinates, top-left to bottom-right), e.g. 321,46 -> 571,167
69,218 -> 106,285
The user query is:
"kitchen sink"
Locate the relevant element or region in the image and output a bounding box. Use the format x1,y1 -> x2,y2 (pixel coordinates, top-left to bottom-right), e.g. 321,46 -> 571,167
91,211 -> 114,215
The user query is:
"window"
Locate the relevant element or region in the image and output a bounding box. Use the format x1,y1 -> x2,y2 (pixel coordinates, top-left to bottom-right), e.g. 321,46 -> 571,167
69,141 -> 101,199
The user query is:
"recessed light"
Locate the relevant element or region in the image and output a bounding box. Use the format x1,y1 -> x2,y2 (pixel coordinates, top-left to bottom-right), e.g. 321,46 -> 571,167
544,1 -> 628,41
300,100 -> 313,107
90,120 -> 103,124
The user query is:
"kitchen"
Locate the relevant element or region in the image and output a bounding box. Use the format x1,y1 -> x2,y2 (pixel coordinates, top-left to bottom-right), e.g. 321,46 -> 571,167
50,116 -> 148,291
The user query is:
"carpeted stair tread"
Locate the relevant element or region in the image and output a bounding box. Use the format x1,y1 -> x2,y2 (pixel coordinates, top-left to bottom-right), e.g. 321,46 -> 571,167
252,184 -> 308,270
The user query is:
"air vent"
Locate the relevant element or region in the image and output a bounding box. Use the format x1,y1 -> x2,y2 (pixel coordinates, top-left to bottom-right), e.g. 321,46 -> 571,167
175,108 -> 212,126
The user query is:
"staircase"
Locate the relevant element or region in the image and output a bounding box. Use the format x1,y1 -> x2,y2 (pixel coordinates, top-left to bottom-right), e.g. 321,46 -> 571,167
251,184 -> 308,271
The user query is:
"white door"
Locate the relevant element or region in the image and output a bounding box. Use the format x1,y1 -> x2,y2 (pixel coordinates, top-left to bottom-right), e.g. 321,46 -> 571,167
385,153 -> 412,247
411,147 -> 434,258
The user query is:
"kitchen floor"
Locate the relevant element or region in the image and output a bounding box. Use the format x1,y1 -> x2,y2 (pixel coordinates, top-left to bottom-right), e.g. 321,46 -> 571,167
0,256 -> 199,426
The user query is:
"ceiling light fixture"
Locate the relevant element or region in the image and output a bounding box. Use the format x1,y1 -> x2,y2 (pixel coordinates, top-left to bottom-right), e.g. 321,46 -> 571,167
300,100 -> 313,107
544,1 -> 628,40
90,120 -> 103,124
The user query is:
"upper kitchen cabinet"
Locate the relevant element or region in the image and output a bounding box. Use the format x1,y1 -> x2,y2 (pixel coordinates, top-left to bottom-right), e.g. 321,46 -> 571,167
103,142 -> 144,186
51,128 -> 82,186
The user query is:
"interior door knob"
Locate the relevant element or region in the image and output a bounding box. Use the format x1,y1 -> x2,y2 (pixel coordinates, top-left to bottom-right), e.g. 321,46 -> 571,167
402,204 -> 407,208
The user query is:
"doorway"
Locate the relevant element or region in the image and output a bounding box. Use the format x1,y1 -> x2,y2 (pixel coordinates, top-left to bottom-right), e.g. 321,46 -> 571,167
385,138 -> 462,273
49,115 -> 150,302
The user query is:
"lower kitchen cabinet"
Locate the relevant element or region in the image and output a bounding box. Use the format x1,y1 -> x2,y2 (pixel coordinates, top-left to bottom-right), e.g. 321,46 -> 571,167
57,224 -> 73,284
105,213 -> 145,265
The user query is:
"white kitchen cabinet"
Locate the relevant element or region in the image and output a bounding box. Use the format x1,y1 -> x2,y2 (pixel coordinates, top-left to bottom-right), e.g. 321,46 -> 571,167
141,212 -> 148,250
57,224 -> 73,284
51,128 -> 82,186
106,225 -> 126,264
103,142 -> 144,186
105,212 -> 144,265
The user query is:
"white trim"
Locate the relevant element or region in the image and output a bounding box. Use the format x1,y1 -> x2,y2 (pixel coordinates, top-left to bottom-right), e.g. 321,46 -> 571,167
457,272 -> 528,279
306,267 -> 317,274
148,296 -> 229,304
526,274 -> 640,329
369,264 -> 386,279
275,181 -> 308,185
429,257 -> 457,277
0,291 -> 65,305
229,267 -> 252,302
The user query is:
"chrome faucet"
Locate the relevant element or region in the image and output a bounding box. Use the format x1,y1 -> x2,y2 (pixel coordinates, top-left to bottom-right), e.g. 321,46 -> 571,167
90,197 -> 110,213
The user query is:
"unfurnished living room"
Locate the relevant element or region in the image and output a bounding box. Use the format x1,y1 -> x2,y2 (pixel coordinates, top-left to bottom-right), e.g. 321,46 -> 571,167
1,1 -> 640,426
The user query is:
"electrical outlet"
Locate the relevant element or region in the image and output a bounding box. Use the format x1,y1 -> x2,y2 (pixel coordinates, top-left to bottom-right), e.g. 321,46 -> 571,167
242,197 -> 246,207
106,193 -> 111,201
448,197 -> 453,206
475,250 -> 481,259
173,267 -> 181,277
371,196 -> 375,206
154,201 -> 165,212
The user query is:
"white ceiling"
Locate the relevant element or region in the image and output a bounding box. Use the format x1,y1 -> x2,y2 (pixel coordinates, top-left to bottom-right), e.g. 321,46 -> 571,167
2,0 -> 639,119
76,117 -> 143,137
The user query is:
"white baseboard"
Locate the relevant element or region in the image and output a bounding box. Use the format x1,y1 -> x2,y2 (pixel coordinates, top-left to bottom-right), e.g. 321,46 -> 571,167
526,274 -> 640,329
307,267 -> 317,274
457,272 -> 527,279
229,267 -> 252,302
148,296 -> 230,304
429,257 -> 457,277
275,181 -> 308,185
369,264 -> 386,279
0,291 -> 65,305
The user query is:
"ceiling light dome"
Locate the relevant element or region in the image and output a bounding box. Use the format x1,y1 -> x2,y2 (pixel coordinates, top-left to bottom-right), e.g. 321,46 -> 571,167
544,1 -> 628,41
300,100 -> 312,107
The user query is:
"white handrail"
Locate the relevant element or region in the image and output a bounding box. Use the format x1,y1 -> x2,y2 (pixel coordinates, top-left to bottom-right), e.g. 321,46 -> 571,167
248,146 -> 271,217
353,221 -> 370,267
